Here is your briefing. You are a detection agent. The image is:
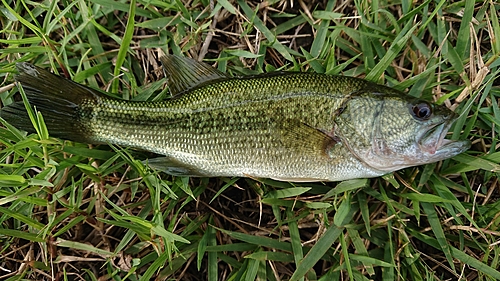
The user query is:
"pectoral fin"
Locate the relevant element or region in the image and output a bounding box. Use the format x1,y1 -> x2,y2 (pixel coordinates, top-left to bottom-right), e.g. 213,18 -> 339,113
277,120 -> 339,158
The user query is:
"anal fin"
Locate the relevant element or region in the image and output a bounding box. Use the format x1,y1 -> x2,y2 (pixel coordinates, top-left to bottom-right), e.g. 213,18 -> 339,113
145,157 -> 206,177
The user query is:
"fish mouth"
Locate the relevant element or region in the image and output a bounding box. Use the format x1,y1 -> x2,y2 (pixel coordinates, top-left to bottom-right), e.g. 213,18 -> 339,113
418,118 -> 470,158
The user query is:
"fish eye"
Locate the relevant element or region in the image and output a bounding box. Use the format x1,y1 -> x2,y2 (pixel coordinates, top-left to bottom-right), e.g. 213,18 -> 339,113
411,101 -> 432,120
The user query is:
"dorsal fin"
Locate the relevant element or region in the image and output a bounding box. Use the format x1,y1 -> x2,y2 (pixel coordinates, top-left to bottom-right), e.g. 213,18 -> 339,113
160,55 -> 230,96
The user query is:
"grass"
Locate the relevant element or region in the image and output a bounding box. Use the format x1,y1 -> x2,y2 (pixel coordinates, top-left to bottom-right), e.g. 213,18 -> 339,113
0,0 -> 499,280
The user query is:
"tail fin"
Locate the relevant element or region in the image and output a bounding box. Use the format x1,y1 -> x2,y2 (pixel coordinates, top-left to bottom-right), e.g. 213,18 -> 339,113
0,62 -> 102,142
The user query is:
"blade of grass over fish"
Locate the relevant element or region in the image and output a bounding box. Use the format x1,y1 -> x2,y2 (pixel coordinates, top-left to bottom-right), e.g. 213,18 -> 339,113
17,76 -> 43,142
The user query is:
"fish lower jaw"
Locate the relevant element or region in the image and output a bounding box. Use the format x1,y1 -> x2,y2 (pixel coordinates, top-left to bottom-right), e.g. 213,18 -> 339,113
432,139 -> 471,158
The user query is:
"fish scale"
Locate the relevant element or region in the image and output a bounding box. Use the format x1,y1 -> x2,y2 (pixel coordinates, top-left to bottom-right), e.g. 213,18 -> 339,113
0,56 -> 470,182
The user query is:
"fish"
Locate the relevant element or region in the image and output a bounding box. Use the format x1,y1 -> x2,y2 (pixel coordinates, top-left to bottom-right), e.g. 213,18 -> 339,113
0,55 -> 471,182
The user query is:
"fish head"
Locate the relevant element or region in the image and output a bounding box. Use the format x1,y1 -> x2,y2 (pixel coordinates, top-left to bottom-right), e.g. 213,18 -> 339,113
334,93 -> 471,173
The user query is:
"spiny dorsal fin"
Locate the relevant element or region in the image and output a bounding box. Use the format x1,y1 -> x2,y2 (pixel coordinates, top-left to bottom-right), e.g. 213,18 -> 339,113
160,55 -> 230,96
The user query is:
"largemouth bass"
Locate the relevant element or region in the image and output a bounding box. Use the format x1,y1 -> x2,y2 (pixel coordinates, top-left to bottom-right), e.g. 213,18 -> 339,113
0,55 -> 470,182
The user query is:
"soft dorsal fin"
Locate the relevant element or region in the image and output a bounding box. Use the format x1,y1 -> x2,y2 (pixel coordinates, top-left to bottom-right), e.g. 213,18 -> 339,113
160,55 -> 230,96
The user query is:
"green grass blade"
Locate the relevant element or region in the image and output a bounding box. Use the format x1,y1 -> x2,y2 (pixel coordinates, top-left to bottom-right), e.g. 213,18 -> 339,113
0,228 -> 45,242
237,0 -> 293,61
365,20 -> 419,82
290,207 -> 355,281
421,202 -> 455,270
207,222 -> 217,281
112,0 -> 136,95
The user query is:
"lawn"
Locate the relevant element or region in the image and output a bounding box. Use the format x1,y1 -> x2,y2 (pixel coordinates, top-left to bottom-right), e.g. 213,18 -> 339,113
0,0 -> 499,280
